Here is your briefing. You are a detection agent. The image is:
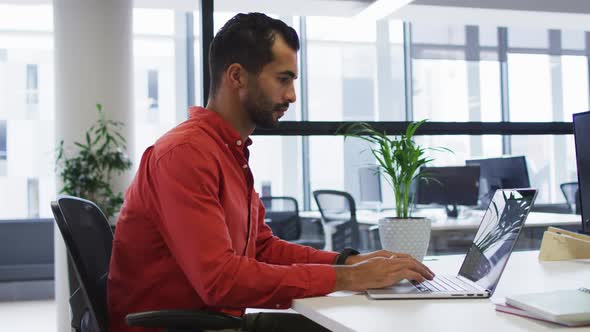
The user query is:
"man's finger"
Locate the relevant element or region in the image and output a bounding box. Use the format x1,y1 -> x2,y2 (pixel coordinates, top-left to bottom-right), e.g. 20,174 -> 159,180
392,252 -> 412,259
393,255 -> 435,276
396,270 -> 426,283
387,259 -> 434,279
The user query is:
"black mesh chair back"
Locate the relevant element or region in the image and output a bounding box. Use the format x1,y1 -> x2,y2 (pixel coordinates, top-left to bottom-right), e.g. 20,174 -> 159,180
561,182 -> 581,214
51,196 -> 113,332
261,196 -> 301,241
313,190 -> 359,252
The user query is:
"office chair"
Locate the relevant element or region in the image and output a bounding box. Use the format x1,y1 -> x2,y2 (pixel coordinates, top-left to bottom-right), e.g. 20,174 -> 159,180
261,196 -> 324,249
560,182 -> 581,214
51,196 -> 242,332
312,190 -> 360,252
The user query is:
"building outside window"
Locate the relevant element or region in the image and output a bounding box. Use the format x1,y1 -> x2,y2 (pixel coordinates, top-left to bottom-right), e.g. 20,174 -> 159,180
0,120 -> 6,161
27,177 -> 39,218
147,69 -> 159,110
25,63 -> 39,106
0,4 -> 54,219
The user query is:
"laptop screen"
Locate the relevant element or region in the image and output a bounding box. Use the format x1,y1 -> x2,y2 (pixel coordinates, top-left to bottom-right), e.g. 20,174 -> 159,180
458,189 -> 537,293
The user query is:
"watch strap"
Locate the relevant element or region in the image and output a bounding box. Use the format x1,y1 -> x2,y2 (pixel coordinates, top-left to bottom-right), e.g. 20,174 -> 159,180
335,248 -> 360,265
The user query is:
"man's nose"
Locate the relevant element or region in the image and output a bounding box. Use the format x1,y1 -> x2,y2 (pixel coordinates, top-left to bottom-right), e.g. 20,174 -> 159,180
285,84 -> 296,104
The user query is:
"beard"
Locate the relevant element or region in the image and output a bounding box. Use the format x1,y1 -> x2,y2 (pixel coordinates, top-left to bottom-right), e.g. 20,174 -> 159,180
244,82 -> 288,129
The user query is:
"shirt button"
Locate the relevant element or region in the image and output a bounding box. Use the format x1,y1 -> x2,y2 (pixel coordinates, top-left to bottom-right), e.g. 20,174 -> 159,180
236,140 -> 242,146
242,164 -> 248,169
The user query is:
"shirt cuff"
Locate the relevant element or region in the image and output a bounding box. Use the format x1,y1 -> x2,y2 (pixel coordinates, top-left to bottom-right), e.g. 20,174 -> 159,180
312,250 -> 339,265
301,264 -> 337,298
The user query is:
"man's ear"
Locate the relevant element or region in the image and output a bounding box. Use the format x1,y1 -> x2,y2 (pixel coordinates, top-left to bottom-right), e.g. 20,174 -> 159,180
226,63 -> 247,89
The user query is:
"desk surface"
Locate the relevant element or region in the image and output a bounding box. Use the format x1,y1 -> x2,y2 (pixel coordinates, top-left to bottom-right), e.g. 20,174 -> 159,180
292,251 -> 590,332
300,210 -> 581,231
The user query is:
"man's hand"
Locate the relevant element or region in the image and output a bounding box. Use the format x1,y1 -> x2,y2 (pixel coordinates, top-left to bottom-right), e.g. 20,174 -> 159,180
333,254 -> 435,292
344,249 -> 409,265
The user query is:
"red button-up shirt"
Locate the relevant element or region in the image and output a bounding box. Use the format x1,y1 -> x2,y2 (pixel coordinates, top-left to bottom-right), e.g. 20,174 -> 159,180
108,107 -> 338,332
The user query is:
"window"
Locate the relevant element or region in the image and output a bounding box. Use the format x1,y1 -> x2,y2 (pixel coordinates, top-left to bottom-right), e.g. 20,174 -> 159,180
562,56 -> 589,186
413,59 -> 470,121
504,27 -> 590,203
0,4 -> 54,218
562,56 -> 589,121
0,5 -> 587,219
506,53 -> 554,202
306,16 -> 379,122
249,136 -> 303,203
306,16 -> 406,208
507,53 -> 552,122
133,9 -> 180,166
412,23 -> 502,169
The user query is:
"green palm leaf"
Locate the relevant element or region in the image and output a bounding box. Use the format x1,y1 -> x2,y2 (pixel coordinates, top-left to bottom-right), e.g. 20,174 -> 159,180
340,120 -> 451,218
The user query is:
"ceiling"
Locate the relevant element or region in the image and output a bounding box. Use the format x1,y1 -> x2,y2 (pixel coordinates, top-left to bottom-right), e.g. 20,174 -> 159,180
391,0 -> 590,30
3,0 -> 590,29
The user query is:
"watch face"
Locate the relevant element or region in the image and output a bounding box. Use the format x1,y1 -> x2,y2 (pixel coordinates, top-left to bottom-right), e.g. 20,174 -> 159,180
343,248 -> 359,255
337,248 -> 359,265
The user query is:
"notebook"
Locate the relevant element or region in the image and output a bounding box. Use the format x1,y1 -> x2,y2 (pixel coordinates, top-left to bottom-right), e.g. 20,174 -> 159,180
367,188 -> 537,299
505,288 -> 590,326
493,297 -> 561,325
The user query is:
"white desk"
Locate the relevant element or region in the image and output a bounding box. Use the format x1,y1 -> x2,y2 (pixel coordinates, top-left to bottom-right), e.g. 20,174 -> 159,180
292,251 -> 590,332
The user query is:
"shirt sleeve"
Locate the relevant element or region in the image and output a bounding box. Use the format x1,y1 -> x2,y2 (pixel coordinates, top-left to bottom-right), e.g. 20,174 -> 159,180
151,143 -> 336,310
255,198 -> 339,265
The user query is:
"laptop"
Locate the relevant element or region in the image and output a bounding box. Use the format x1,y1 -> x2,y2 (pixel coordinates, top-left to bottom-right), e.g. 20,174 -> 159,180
367,188 -> 538,299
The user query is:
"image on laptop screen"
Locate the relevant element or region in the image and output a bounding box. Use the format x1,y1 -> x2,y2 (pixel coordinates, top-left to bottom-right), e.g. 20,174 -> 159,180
458,189 -> 537,293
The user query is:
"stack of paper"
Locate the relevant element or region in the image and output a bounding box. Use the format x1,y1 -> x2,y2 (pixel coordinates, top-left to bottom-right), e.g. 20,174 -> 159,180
493,288 -> 590,326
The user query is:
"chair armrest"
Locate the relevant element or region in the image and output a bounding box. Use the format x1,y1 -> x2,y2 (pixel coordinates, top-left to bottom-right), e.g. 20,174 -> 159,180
126,309 -> 242,331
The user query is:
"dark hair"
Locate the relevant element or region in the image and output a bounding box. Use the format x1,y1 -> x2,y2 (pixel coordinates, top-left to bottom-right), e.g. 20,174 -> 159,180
208,12 -> 300,97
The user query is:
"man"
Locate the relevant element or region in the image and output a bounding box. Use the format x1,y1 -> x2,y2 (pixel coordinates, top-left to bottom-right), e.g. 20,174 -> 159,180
108,12 -> 434,332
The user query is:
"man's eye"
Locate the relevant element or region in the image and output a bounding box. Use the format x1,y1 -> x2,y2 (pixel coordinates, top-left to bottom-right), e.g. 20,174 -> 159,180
279,77 -> 290,84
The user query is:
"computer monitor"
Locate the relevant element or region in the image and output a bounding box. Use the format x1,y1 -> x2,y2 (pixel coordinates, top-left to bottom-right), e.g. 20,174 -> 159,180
466,156 -> 530,208
358,165 -> 382,210
573,110 -> 590,234
415,165 -> 480,217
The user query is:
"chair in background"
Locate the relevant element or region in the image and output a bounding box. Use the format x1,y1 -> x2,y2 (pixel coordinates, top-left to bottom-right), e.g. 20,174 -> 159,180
561,182 -> 581,214
260,196 -> 324,249
312,190 -> 360,252
51,196 -> 242,332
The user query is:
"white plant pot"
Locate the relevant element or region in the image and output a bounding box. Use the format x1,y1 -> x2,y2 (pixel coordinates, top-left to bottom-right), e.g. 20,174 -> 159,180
378,217 -> 431,262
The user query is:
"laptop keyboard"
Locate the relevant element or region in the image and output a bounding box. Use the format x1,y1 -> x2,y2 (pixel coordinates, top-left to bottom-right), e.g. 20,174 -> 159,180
412,275 -> 477,293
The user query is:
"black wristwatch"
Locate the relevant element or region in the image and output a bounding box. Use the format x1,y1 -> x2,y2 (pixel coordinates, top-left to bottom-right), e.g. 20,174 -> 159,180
335,248 -> 360,265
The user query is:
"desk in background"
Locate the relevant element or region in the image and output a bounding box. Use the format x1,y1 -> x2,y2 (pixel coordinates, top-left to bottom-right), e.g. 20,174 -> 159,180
300,210 -> 581,253
292,251 -> 590,332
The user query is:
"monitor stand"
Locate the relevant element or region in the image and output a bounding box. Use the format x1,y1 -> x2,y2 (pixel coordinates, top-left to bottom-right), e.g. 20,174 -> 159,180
445,204 -> 459,218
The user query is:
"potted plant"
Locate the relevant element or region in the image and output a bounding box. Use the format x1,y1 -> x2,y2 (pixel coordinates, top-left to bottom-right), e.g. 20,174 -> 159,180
55,104 -> 132,221
339,120 -> 450,261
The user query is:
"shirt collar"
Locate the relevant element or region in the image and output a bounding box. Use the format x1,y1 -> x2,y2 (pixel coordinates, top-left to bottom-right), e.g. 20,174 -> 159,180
188,106 -> 253,149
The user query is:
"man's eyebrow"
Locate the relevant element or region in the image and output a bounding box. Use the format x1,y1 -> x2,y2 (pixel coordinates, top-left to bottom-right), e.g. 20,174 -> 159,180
277,70 -> 297,79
